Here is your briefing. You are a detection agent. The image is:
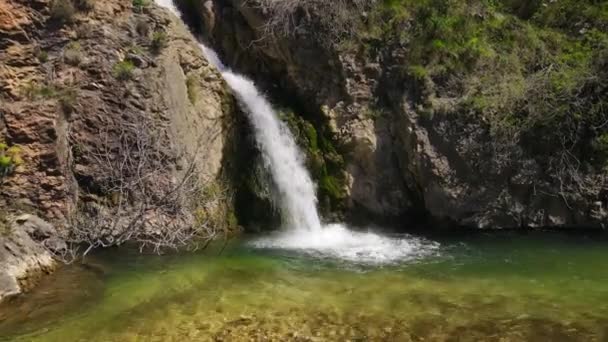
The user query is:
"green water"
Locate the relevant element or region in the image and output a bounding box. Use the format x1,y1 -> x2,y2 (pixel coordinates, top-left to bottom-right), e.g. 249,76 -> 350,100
1,232 -> 608,341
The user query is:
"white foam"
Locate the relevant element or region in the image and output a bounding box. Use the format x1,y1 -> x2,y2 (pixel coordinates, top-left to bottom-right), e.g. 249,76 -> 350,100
250,224 -> 440,265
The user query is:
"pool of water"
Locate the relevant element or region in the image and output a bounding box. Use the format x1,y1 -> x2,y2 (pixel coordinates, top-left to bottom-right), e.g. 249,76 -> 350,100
1,231 -> 607,341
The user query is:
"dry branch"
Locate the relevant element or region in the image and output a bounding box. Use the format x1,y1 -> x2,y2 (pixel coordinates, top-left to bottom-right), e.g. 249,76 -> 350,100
246,0 -> 375,46
56,110 -> 230,263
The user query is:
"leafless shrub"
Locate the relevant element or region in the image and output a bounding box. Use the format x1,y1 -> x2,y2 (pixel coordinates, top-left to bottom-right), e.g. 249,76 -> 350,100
547,132 -> 607,211
486,64 -> 607,212
58,111 -> 231,262
245,0 -> 375,46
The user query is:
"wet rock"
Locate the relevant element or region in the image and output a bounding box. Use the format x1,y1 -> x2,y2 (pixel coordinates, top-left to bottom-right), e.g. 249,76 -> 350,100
0,215 -> 56,302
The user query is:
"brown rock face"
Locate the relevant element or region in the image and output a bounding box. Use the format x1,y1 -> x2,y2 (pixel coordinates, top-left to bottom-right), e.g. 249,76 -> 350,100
200,0 -> 606,229
0,0 -> 239,299
0,0 -> 38,42
0,215 -> 56,302
194,0 -> 413,222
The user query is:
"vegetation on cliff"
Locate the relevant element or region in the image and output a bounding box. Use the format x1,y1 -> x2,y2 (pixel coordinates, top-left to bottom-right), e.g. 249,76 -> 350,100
278,109 -> 348,217
0,144 -> 23,179
358,0 -> 607,216
218,0 -> 606,225
364,0 -> 608,167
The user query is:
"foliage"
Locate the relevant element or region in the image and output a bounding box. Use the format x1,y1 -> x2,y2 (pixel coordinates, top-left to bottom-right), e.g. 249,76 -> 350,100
58,87 -> 78,114
278,109 -> 347,214
151,31 -> 168,53
132,0 -> 150,12
50,0 -> 75,25
408,65 -> 428,80
356,0 -> 608,172
21,81 -> 78,114
21,81 -> 57,100
112,60 -> 135,80
0,143 -> 23,178
63,41 -> 82,66
127,44 -> 145,55
37,50 -> 49,63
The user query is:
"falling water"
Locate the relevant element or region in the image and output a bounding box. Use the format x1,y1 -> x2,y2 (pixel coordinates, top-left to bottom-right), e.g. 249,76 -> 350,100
218,68 -> 324,232
155,0 -> 439,264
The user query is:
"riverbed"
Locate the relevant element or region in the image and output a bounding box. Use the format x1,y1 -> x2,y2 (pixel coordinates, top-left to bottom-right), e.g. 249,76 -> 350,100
1,231 -> 607,341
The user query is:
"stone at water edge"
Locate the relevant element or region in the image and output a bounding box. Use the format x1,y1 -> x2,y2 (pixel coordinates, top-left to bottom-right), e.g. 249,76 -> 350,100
0,215 -> 57,302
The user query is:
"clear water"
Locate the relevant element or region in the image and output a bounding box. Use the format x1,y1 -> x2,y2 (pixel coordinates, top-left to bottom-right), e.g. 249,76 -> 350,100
1,231 -> 607,341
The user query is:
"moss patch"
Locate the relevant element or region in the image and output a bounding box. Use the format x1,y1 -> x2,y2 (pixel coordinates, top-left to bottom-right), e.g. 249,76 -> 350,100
278,109 -> 347,216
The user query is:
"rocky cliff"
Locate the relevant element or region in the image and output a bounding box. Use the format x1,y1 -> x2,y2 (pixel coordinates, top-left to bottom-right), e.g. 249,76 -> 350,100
193,0 -> 608,229
0,0 -> 238,300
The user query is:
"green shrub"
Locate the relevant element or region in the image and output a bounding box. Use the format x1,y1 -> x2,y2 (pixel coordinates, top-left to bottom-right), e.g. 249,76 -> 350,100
63,41 -> 82,66
37,50 -> 49,63
408,65 -> 428,80
151,31 -> 167,52
132,0 -> 149,12
75,22 -> 93,39
277,108 -> 347,213
22,81 -> 56,100
0,144 -> 23,177
112,60 -> 135,80
303,122 -> 318,151
58,87 -> 78,114
50,0 -> 75,24
592,133 -> 608,165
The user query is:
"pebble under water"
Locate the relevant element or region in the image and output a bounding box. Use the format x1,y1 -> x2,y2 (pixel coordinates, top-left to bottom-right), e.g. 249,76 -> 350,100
1,231 -> 608,342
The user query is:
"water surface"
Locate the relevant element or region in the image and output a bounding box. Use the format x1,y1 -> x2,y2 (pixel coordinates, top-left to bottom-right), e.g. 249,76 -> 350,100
1,231 -> 607,341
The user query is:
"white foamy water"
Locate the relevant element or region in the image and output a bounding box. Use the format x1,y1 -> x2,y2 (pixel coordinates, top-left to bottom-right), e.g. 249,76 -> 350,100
251,224 -> 440,264
155,0 -> 440,264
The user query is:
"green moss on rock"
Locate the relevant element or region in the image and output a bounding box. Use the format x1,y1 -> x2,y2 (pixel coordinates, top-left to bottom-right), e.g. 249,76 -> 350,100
278,109 -> 347,216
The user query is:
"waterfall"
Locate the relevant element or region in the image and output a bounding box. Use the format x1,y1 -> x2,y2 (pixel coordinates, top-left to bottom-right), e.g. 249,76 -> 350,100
216,67 -> 323,232
155,0 -> 439,264
156,0 -> 320,233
